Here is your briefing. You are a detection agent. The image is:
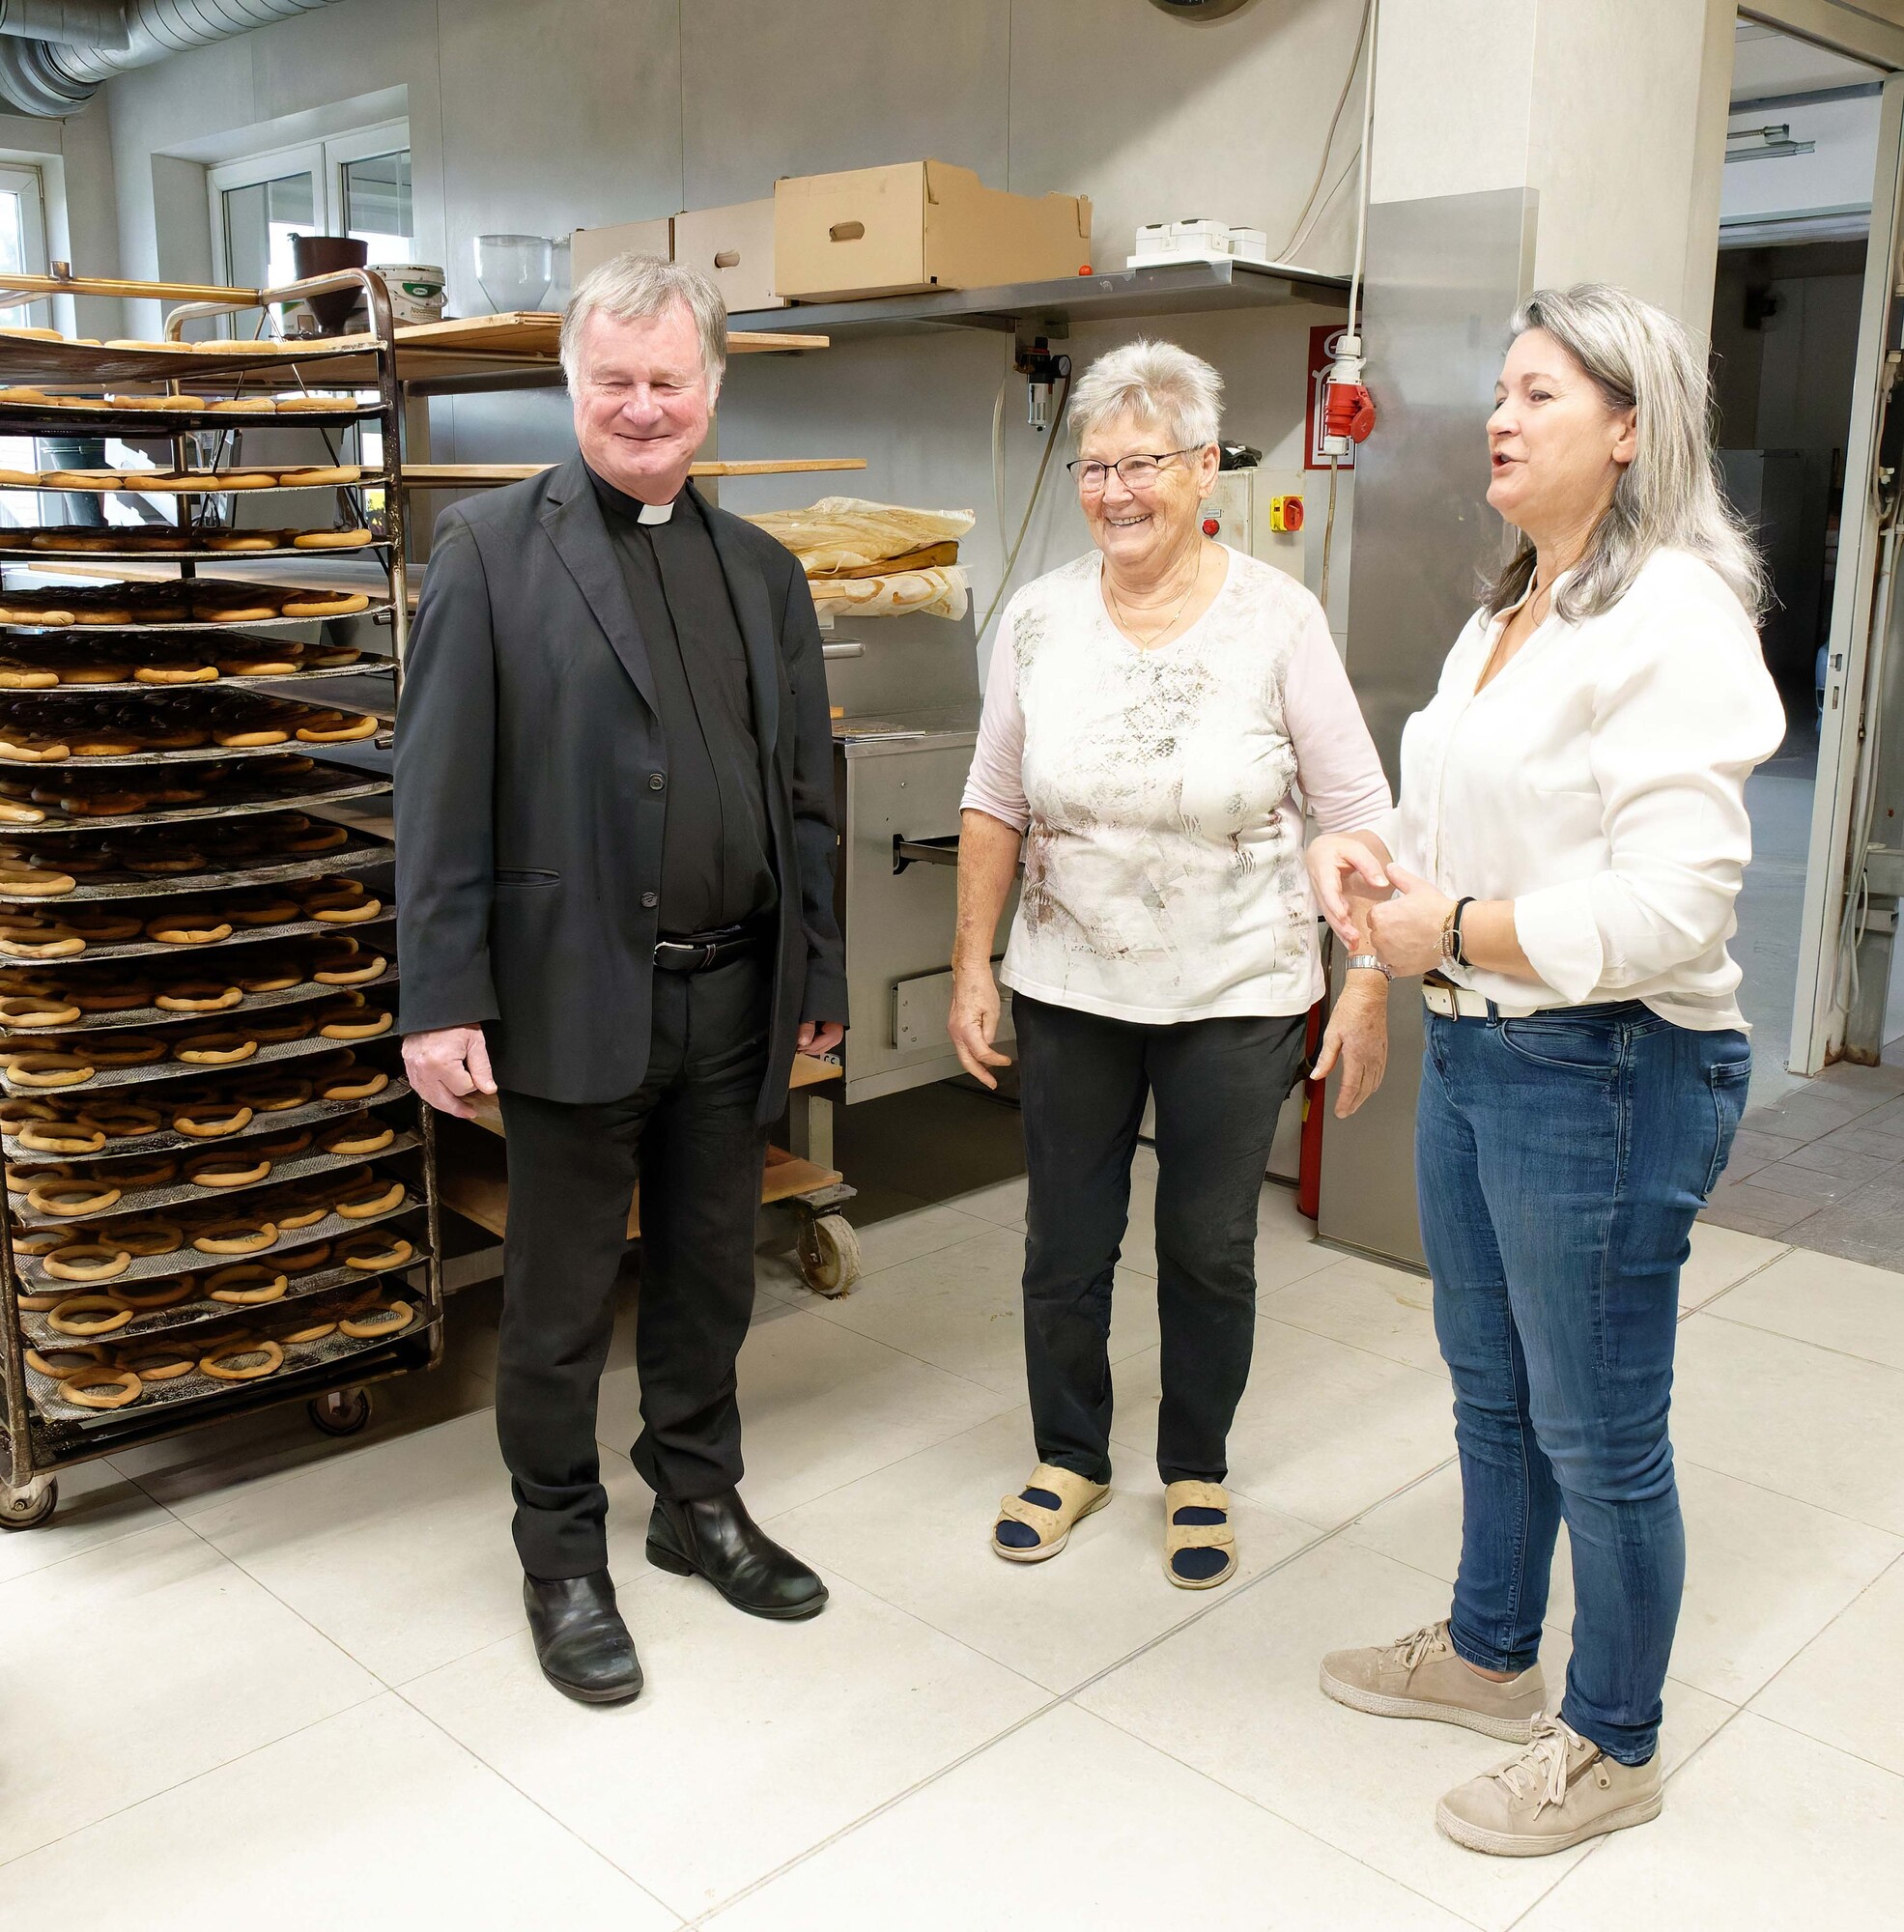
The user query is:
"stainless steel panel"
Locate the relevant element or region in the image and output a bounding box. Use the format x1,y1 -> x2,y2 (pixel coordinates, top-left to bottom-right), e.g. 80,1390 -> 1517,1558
894,966 -> 1016,1053
1318,187 -> 1537,1268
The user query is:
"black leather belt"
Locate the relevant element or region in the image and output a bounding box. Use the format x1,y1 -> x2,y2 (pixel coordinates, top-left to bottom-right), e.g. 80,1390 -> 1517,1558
653,919 -> 771,974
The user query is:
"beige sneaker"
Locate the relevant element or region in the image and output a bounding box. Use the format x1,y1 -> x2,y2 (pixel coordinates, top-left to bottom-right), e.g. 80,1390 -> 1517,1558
1436,1715 -> 1662,1857
1320,1620 -> 1545,1743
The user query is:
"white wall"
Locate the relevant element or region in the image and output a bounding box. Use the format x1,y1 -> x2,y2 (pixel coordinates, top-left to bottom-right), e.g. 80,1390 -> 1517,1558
71,0 -> 1369,649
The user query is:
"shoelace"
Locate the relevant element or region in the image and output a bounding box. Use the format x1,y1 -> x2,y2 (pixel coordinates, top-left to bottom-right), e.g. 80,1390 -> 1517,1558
1492,1717 -> 1591,1815
1387,1622 -> 1449,1671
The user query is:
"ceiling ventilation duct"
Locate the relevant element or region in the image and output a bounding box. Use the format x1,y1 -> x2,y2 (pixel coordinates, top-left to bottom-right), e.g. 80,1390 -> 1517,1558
0,0 -> 342,116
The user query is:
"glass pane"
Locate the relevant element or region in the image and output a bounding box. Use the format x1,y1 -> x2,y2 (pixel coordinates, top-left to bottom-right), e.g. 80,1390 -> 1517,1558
222,172 -> 316,292
342,150 -> 412,266
0,190 -> 27,328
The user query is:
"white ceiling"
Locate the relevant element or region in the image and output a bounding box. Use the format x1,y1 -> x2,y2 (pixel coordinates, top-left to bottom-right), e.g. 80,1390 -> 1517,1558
1733,19 -> 1882,103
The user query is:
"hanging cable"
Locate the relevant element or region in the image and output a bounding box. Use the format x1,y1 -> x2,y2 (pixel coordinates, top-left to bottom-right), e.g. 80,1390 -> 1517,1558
1345,0 -> 1379,345
978,363 -> 1074,650
989,362 -> 1011,558
1270,0 -> 1373,263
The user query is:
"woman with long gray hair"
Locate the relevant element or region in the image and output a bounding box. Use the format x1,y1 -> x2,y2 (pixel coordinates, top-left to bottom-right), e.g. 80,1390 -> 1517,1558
1308,285 -> 1784,1856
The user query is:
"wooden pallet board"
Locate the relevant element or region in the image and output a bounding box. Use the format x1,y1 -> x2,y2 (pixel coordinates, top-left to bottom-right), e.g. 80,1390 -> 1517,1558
387,313 -> 823,357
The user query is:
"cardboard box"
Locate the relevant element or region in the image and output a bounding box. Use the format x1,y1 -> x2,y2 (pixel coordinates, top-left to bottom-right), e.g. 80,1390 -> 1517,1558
570,216 -> 674,288
774,160 -> 1092,301
673,198 -> 785,312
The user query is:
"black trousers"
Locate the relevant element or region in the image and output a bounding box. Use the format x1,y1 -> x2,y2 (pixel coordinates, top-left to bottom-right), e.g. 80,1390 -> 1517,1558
1014,991 -> 1309,1488
496,953 -> 770,1579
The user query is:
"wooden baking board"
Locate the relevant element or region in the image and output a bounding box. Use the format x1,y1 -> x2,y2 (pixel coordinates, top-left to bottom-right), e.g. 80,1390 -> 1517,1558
402,457 -> 866,490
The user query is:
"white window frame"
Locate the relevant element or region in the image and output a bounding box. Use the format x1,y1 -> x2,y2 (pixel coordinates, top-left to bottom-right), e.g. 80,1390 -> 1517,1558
0,160 -> 50,328
207,119 -> 411,289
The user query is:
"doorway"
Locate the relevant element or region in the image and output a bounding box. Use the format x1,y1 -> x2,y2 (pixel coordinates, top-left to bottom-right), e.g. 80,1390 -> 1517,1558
1700,16 -> 1904,1262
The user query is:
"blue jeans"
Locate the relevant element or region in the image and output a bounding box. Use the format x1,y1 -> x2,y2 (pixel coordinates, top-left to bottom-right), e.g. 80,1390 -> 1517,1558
1416,1002 -> 1750,1765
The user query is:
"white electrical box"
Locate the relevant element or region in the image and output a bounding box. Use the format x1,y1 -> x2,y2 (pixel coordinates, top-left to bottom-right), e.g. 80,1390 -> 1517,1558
1200,468 -> 1306,582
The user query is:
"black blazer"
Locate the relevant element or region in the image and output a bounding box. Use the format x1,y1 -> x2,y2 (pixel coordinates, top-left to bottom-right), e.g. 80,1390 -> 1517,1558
392,458 -> 846,1118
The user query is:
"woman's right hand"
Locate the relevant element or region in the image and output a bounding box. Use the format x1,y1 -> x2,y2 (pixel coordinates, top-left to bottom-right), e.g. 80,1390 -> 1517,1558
1308,832 -> 1392,947
948,962 -> 1012,1090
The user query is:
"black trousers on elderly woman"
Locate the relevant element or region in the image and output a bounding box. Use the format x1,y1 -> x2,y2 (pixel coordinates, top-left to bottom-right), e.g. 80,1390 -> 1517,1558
1012,990 -> 1310,1487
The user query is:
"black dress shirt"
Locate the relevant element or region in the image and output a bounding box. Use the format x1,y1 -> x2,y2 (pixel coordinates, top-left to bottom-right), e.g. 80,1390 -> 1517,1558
588,469 -> 778,934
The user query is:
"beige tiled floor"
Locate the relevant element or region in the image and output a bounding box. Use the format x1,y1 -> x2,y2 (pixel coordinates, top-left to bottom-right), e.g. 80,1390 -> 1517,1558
4,1176 -> 1898,1928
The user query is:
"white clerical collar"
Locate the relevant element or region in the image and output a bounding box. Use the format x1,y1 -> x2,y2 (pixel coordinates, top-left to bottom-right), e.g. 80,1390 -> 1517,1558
637,498 -> 675,525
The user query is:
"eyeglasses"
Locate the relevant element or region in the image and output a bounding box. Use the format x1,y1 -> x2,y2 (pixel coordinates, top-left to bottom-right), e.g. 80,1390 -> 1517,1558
1066,447 -> 1200,493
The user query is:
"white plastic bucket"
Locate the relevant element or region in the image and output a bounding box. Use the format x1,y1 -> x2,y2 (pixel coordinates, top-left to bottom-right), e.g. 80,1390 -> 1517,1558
380,265 -> 446,327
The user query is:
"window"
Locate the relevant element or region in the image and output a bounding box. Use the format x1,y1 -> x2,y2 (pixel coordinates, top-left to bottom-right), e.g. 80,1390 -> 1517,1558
0,162 -> 48,328
209,120 -> 412,292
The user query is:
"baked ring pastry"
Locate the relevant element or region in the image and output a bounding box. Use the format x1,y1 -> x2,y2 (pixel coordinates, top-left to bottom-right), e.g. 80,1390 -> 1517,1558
16,1118 -> 105,1153
293,711 -> 377,743
114,1341 -> 195,1379
147,913 -> 234,945
10,1051 -> 94,1087
155,981 -> 242,1013
205,1263 -> 287,1304
276,1317 -> 336,1343
84,1035 -> 168,1067
266,1183 -> 329,1230
216,649 -> 301,675
0,797 -> 47,823
0,994 -> 82,1028
113,1273 -> 192,1310
0,863 -> 75,895
71,983 -> 154,1013
232,1075 -> 308,1112
213,724 -> 290,748
110,1153 -> 179,1189
278,467 -> 362,488
242,1013 -> 312,1047
246,1126 -> 312,1160
311,949 -> 384,987
335,1231 -> 413,1272
332,1174 -> 404,1218
171,1100 -> 253,1139
24,1345 -> 105,1378
110,1217 -> 185,1256
47,1290 -> 132,1330
25,1175 -> 121,1216
316,1063 -> 386,1101
340,1295 -> 412,1336
226,895 -> 300,928
310,895 -> 381,925
274,1240 -> 332,1274
233,962 -> 302,993
174,1030 -> 257,1065
61,912 -> 144,944
75,1099 -> 163,1138
292,528 -> 375,549
190,1215 -> 276,1255
199,1336 -> 282,1380
61,1364 -> 143,1408
279,824 -> 351,854
134,661 -> 219,684
316,1117 -> 393,1156
0,923 -> 84,958
185,1151 -> 270,1187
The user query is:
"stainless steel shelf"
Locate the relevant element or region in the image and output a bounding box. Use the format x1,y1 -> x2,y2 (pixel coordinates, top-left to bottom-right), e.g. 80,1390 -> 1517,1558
0,1021 -> 389,1094
725,257 -> 1350,340
0,836 -> 389,903
0,769 -> 389,834
0,965 -> 395,1037
0,599 -> 389,635
0,910 -> 390,970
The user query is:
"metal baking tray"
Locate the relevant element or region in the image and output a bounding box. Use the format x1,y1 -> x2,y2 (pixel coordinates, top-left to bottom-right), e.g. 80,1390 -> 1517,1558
9,1127 -> 418,1228
24,1299 -> 433,1428
0,727 -> 385,769
0,405 -> 374,437
1,1072 -> 409,1168
0,660 -> 390,697
0,473 -> 376,496
0,770 -> 389,834
0,836 -> 390,904
0,537 -> 385,564
0,598 -> 391,635
12,1186 -> 418,1288
0,1023 -> 392,1095
0,910 -> 390,970
0,964 -> 395,1037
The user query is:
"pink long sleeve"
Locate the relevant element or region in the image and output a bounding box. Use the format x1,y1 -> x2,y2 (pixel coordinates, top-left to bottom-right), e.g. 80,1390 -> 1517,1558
1283,602 -> 1392,834
960,605 -> 1030,831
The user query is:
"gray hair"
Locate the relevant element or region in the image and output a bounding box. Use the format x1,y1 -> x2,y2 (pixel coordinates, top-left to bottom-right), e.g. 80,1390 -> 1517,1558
559,252 -> 727,395
1485,283 -> 1767,623
1068,338 -> 1223,451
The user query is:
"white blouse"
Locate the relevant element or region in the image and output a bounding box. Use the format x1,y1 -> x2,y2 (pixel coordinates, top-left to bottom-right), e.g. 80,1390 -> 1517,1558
1384,548 -> 1786,1030
962,548 -> 1391,1024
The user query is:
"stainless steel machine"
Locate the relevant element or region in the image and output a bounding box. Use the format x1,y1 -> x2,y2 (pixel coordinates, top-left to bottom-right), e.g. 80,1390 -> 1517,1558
812,604 -> 1010,1130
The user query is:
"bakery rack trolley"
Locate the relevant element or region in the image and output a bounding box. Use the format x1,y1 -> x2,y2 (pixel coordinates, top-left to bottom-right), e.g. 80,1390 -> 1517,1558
0,267 -> 441,1529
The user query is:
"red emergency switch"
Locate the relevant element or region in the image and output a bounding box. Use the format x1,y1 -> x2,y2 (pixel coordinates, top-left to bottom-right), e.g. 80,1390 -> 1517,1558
1202,517 -> 1220,536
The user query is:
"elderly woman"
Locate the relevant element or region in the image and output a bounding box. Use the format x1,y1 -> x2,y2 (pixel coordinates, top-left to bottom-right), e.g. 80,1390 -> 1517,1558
950,339 -> 1392,1588
1311,286 -> 1783,1856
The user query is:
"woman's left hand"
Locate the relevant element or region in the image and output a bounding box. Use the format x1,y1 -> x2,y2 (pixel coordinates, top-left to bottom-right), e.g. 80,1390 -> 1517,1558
1313,972 -> 1390,1117
1364,866 -> 1456,978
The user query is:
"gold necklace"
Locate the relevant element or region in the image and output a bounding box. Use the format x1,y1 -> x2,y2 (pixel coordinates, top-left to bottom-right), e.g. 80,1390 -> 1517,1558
1107,549 -> 1203,646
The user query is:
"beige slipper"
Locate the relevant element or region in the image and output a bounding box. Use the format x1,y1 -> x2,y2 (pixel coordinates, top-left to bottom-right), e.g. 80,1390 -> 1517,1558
1164,1480 -> 1237,1589
991,1463 -> 1110,1563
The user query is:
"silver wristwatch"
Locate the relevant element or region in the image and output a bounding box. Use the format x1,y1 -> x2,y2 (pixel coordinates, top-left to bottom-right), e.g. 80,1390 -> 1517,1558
1347,952 -> 1392,980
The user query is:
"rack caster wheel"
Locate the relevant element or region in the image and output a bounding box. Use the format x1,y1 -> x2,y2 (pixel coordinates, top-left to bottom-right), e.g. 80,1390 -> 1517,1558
796,1211 -> 862,1297
308,1388 -> 372,1436
0,1475 -> 55,1530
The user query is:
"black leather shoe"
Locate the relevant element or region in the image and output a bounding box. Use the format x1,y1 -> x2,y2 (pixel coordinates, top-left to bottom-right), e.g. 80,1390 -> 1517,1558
524,1571 -> 643,1704
646,1489 -> 829,1620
